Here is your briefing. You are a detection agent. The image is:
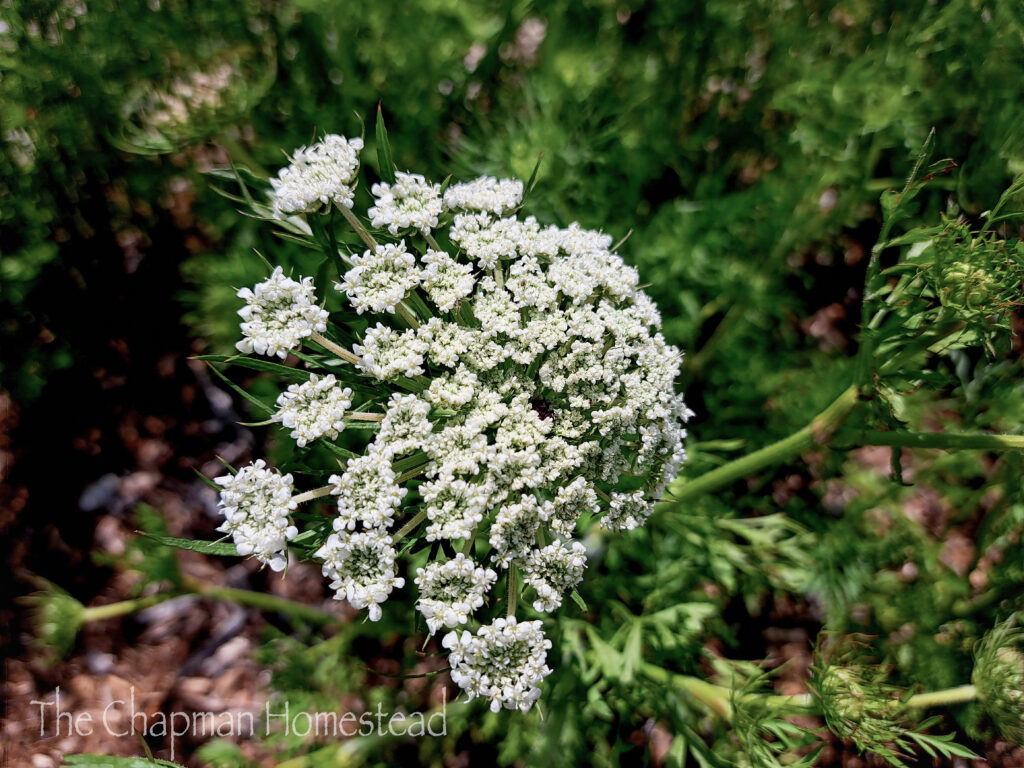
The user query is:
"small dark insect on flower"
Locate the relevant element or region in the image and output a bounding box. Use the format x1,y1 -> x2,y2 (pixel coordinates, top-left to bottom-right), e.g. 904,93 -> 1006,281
531,397 -> 554,420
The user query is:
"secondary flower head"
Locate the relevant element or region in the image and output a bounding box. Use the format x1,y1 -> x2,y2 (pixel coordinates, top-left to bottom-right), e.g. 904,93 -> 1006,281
270,134 -> 364,217
414,553 -> 498,634
369,172 -> 443,234
443,175 -> 524,215
443,617 -> 553,712
337,241 -> 422,315
522,539 -> 587,612
315,529 -> 404,622
235,266 -> 328,358
215,460 -> 298,572
273,373 -> 353,447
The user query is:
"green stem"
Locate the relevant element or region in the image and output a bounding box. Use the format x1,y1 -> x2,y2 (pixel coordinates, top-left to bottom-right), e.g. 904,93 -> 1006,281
81,593 -> 179,623
905,684 -> 977,709
392,509 -> 427,543
309,332 -> 361,366
338,204 -> 378,251
81,582 -> 337,627
424,232 -> 443,252
506,566 -> 519,618
186,579 -> 337,625
663,384 -> 861,505
860,430 -> 1024,452
347,412 -> 386,422
293,485 -> 334,504
641,664 -> 977,721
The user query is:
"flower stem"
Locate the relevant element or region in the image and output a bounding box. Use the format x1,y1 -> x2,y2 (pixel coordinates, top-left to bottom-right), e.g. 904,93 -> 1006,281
424,232 -> 443,252
506,566 -> 519,617
337,204 -> 378,251
182,576 -> 337,624
905,684 -> 977,709
391,509 -> 427,543
347,412 -> 386,422
81,593 -> 180,623
396,301 -> 422,329
860,430 -> 1024,452
309,332 -> 361,366
293,485 -> 334,504
662,384 -> 861,506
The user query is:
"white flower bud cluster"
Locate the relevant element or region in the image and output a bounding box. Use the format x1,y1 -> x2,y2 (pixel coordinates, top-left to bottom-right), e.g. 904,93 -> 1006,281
273,374 -> 353,447
314,529 -> 405,621
522,540 -> 587,612
369,172 -> 443,234
414,553 -> 497,634
338,241 -> 422,315
270,134 -> 364,217
215,460 -> 298,572
235,267 -> 328,359
443,617 -> 552,712
443,175 -> 524,214
225,142 -> 692,709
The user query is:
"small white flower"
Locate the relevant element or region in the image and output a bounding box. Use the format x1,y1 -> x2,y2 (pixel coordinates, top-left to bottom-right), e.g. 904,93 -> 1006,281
422,474 -> 489,540
488,495 -> 551,567
414,553 -> 497,634
443,617 -> 552,712
522,539 -> 587,612
215,460 -> 298,572
354,323 -> 428,380
369,172 -> 443,234
316,529 -> 404,621
421,249 -> 475,312
270,134 -> 364,217
273,374 -> 353,447
235,267 -> 328,358
375,393 -> 433,456
443,175 -> 524,215
338,241 -> 422,315
425,365 -> 478,409
449,213 -> 541,269
549,477 -> 600,537
330,452 -> 406,531
602,490 -> 654,531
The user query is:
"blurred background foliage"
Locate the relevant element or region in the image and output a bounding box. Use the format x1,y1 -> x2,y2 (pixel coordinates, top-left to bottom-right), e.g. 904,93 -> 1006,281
6,0 -> 1024,765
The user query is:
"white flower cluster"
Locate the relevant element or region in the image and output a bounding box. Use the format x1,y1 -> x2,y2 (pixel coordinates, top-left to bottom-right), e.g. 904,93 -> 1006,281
338,241 -> 422,315
235,267 -> 328,359
414,553 -> 497,634
443,617 -> 552,712
443,175 -> 523,214
273,374 -> 353,447
222,141 -> 692,712
215,460 -> 298,572
369,172 -> 443,234
270,134 -> 364,217
315,529 -> 404,621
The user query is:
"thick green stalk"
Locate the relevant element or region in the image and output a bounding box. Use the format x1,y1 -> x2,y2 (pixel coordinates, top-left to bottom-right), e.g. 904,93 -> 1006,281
663,384 -> 861,505
860,430 -> 1024,452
